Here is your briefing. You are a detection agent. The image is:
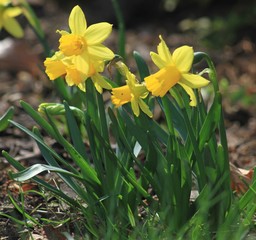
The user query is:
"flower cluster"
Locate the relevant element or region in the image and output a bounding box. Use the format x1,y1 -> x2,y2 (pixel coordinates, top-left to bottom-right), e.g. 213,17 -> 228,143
111,36 -> 209,115
0,0 -> 24,38
44,5 -> 114,93
44,5 -> 210,117
144,36 -> 209,106
111,61 -> 152,118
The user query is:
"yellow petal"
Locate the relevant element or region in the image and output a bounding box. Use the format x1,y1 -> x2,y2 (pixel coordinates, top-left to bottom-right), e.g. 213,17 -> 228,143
0,0 -> 11,5
93,81 -> 103,93
173,46 -> 193,73
4,7 -> 22,17
78,82 -> 86,92
181,73 -> 210,88
145,65 -> 181,97
157,35 -> 172,63
69,5 -> 87,35
150,52 -> 167,69
138,99 -> 153,118
111,85 -> 131,107
88,44 -> 114,60
57,30 -> 69,36
72,55 -> 90,74
65,66 -> 86,85
3,17 -> 23,38
178,82 -> 197,106
59,34 -> 86,56
91,73 -> 112,91
85,22 -> 112,45
133,84 -> 148,98
131,96 -> 140,117
115,61 -> 131,78
44,58 -> 66,80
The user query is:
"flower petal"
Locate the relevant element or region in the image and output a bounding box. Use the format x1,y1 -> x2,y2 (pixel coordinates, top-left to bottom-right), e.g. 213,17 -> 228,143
4,7 -> 22,17
91,73 -> 112,93
131,96 -> 140,117
145,65 -> 180,97
88,44 -> 114,60
157,35 -> 172,63
111,85 -> 131,107
72,55 -> 90,74
85,22 -> 113,45
44,58 -> 66,80
138,99 -> 153,118
133,84 -> 148,98
78,82 -> 86,92
65,66 -> 86,85
150,52 -> 167,69
178,82 -> 197,106
69,5 -> 87,35
181,73 -> 210,88
173,46 -> 193,73
3,17 -> 23,38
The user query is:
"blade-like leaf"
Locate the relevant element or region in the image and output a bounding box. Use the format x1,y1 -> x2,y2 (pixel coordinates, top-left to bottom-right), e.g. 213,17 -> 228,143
199,92 -> 222,151
0,106 -> 14,132
10,164 -> 84,182
2,150 -> 81,208
133,51 -> 150,81
64,101 -> 88,159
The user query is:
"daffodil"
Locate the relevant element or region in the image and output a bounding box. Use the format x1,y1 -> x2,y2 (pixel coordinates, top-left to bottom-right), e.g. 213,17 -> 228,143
111,62 -> 153,118
144,35 -> 209,106
0,1 -> 24,38
57,5 -> 114,75
44,51 -> 112,93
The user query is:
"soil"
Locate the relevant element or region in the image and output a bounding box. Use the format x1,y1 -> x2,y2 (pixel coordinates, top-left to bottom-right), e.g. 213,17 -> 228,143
0,0 -> 256,239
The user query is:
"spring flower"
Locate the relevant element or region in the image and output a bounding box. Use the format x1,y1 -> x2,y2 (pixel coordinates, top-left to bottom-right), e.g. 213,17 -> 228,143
57,5 -> 114,75
111,62 -> 153,118
144,35 -> 209,106
0,0 -> 24,38
44,51 -> 112,93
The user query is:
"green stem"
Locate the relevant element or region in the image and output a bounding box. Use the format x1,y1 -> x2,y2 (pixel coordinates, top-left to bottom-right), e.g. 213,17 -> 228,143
162,96 -> 175,136
181,107 -> 206,188
202,53 -> 229,161
111,0 -> 126,59
195,52 -> 228,162
21,1 -> 70,102
111,0 -> 126,86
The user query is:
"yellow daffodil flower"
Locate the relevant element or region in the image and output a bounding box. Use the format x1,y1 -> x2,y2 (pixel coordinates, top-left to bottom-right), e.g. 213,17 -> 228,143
0,1 -> 24,38
57,5 -> 114,75
111,62 -> 153,118
144,35 -> 209,106
44,51 -> 112,93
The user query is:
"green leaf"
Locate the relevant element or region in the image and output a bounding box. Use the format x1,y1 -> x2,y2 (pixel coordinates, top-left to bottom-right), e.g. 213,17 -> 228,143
2,150 -> 81,208
127,204 -> 136,227
90,120 -> 150,198
199,92 -> 222,151
33,128 -> 90,201
9,119 -> 100,187
20,101 -> 57,139
64,101 -> 88,159
157,96 -> 187,141
43,111 -> 101,187
193,52 -> 205,65
133,51 -> 150,80
0,106 -> 14,132
10,164 -> 84,182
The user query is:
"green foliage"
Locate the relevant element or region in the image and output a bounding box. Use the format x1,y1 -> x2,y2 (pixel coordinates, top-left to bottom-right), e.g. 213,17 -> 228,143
1,1 -> 256,239
0,106 -> 14,132
3,51 -> 256,238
